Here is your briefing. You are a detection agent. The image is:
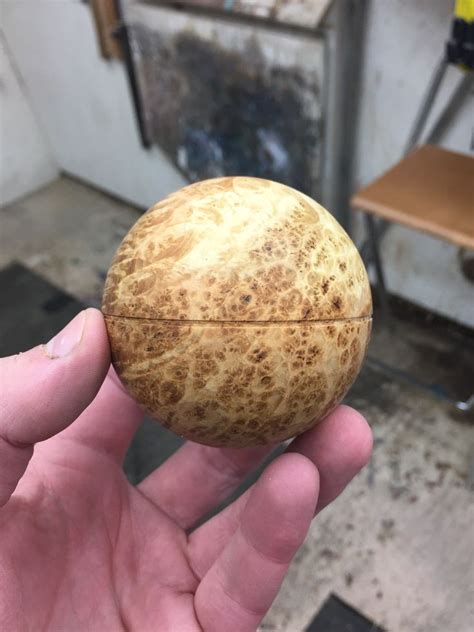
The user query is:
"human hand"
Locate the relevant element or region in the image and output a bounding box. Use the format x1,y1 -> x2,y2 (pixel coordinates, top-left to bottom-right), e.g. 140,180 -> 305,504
0,309 -> 372,631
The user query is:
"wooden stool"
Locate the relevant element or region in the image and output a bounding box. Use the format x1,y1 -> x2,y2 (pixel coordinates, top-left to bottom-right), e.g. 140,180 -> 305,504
351,144 -> 474,410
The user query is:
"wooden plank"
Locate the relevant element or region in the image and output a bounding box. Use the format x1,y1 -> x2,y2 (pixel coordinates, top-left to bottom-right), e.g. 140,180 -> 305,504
90,0 -> 122,60
352,145 -> 474,250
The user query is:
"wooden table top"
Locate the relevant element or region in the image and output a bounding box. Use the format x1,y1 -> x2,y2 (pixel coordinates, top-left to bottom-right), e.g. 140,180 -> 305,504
351,145 -> 474,250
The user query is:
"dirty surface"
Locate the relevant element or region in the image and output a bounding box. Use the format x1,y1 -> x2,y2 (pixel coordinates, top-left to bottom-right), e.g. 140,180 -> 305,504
0,176 -> 141,307
126,4 -> 324,195
268,377 -> 474,632
164,0 -> 332,29
1,175 -> 473,631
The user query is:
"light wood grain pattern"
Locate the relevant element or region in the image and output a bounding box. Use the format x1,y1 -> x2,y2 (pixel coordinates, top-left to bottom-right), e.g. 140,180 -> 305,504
352,145 -> 474,250
103,177 -> 372,322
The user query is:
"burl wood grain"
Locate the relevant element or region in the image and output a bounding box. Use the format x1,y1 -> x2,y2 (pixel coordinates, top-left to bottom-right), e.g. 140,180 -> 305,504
103,177 -> 372,447
105,316 -> 371,447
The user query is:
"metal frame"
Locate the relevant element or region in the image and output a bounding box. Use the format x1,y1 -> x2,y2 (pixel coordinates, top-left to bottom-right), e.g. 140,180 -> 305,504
360,66 -> 474,411
359,56 -> 452,262
322,0 -> 368,229
365,214 -> 392,323
114,0 -> 152,148
361,56 -> 461,312
360,58 -> 474,412
361,60 -> 474,266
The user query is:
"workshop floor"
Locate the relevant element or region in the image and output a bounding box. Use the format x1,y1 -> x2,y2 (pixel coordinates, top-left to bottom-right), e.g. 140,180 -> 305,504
2,176 -> 473,632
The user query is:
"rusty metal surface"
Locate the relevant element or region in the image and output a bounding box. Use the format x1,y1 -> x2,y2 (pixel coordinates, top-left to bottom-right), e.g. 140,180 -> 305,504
165,0 -> 333,28
123,2 -> 326,197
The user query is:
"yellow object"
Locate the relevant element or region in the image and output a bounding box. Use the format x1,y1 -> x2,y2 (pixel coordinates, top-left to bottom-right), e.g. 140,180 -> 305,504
454,0 -> 474,22
102,178 -> 372,447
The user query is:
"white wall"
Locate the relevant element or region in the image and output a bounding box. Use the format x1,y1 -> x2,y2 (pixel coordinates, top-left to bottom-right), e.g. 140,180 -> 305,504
1,0 -> 186,210
0,30 -> 58,206
354,0 -> 473,327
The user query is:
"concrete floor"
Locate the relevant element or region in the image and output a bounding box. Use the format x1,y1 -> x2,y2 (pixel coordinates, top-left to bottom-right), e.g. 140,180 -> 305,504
1,176 -> 473,631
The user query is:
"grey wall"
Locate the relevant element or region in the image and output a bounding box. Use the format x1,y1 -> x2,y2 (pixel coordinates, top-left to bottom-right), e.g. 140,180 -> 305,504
0,31 -> 58,206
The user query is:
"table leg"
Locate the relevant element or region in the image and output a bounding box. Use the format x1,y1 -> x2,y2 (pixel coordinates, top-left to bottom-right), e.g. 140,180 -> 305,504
365,213 -> 393,323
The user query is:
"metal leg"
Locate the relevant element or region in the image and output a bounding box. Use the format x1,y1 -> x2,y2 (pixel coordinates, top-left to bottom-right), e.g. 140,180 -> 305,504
360,214 -> 389,262
358,56 -> 450,261
365,213 -> 393,324
403,55 -> 449,154
426,73 -> 474,146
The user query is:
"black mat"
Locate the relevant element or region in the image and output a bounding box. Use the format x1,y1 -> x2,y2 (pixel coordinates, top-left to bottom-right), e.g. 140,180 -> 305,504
0,262 -> 85,356
305,594 -> 385,632
0,261 -> 183,483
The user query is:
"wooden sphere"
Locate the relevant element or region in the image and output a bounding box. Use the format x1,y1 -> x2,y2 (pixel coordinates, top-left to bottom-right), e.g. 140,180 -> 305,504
102,177 -> 372,447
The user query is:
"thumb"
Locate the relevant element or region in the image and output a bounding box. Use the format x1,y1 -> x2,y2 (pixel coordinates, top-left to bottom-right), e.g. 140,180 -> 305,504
0,308 -> 110,506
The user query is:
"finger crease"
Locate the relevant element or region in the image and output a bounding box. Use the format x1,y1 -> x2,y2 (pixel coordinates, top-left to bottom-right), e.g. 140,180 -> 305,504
0,433 -> 32,452
240,524 -> 293,567
184,534 -> 204,583
200,449 -> 251,488
215,571 -> 268,620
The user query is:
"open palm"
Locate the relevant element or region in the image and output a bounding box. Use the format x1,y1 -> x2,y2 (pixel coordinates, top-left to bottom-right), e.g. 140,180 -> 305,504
0,310 -> 372,631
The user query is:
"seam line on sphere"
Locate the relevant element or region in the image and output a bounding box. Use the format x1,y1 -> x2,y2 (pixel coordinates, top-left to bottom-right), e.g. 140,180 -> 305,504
101,314 -> 372,325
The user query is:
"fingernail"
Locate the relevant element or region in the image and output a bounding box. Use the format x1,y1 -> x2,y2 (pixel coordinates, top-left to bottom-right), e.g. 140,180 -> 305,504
45,311 -> 86,359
